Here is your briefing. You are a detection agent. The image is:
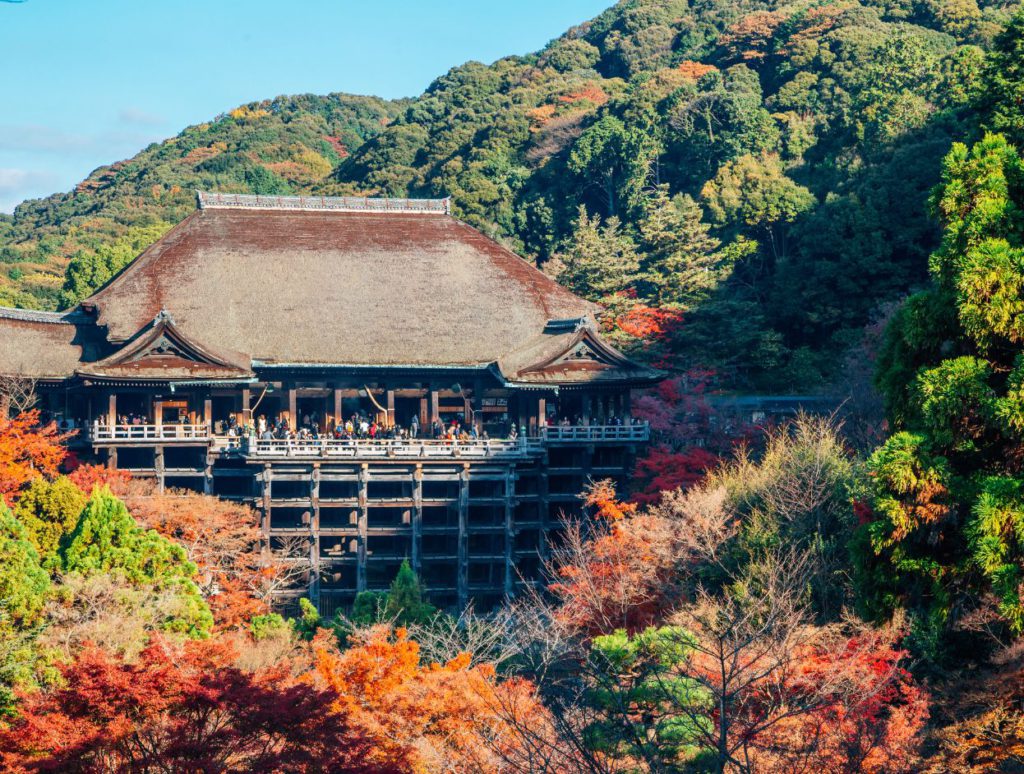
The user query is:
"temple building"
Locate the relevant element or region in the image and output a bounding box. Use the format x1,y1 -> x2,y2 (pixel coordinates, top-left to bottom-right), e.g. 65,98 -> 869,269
0,192 -> 661,613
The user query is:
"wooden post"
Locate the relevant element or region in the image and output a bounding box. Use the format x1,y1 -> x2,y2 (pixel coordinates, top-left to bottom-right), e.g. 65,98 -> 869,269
419,394 -> 428,428
333,388 -> 342,430
357,464 -> 368,593
472,379 -> 484,433
154,400 -> 163,431
582,394 -> 592,424
538,396 -> 547,432
288,387 -> 297,428
430,389 -> 440,426
504,467 -> 515,597
203,397 -> 213,431
311,464 -> 321,608
240,388 -> 251,425
413,465 -> 423,575
386,389 -> 395,428
107,393 -> 117,427
458,464 -> 470,610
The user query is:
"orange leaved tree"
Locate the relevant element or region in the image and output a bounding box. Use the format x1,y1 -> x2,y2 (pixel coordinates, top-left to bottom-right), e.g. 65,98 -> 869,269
0,411 -> 68,506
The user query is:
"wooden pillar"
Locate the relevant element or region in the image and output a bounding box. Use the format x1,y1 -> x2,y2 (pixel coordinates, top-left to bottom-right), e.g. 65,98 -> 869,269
154,399 -> 164,430
472,380 -> 484,433
386,389 -> 395,428
430,389 -> 440,426
240,388 -> 251,425
419,394 -> 428,428
154,446 -> 165,494
412,465 -> 423,575
582,394 -> 592,424
333,388 -> 343,430
261,464 -> 272,538
458,463 -> 470,610
203,396 -> 212,430
538,396 -> 547,432
107,392 -> 117,427
287,387 -> 297,428
357,464 -> 368,593
311,464 -> 321,607
504,466 -> 515,597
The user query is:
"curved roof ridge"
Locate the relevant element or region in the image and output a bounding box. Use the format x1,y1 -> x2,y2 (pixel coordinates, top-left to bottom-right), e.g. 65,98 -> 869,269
197,190 -> 451,215
0,306 -> 88,325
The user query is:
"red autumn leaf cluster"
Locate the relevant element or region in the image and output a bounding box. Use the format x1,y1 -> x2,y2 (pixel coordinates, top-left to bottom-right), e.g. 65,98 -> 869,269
0,635 -> 389,773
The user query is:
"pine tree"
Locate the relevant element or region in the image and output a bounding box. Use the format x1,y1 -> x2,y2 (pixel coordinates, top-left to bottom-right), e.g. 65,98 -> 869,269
557,206 -> 640,302
638,184 -> 724,306
384,559 -> 436,626
60,488 -> 212,637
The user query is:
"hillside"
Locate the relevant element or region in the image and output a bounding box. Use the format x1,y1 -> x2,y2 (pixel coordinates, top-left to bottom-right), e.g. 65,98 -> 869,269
2,0 -> 1018,390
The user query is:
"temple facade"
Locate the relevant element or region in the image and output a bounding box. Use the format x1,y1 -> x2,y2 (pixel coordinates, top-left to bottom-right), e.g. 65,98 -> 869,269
0,192 -> 661,613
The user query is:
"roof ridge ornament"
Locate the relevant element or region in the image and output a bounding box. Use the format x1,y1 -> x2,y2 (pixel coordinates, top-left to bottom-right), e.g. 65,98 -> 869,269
196,191 -> 452,215
154,309 -> 175,325
544,317 -> 595,334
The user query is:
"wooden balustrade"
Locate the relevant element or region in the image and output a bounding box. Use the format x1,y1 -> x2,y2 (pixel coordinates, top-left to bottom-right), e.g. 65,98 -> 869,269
88,423 -> 210,442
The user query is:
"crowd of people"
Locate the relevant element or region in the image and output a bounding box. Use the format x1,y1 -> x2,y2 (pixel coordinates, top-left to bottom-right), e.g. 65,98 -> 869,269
81,409 -> 644,443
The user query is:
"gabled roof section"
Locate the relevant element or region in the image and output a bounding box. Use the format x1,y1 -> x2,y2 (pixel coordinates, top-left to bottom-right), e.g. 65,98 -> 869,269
78,195 -> 598,368
0,307 -> 99,380
76,310 -> 253,381
501,318 -> 663,386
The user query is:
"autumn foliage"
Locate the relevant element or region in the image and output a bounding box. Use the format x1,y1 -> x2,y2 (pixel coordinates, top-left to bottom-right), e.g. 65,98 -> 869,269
310,626 -> 548,772
0,412 -> 68,506
0,635 -> 387,773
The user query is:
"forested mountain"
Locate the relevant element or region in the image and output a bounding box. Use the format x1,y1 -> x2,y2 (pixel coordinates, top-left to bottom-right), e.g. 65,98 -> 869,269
1,0 -> 1018,390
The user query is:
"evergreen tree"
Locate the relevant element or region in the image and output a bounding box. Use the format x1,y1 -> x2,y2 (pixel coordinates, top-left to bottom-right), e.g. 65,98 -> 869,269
858,133 -> 1024,653
637,184 -> 724,306
60,489 -> 212,637
556,206 -> 640,302
13,476 -> 86,566
384,559 -> 436,626
0,505 -> 50,631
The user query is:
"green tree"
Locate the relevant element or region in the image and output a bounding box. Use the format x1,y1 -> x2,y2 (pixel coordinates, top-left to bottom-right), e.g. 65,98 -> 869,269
383,559 -> 436,626
701,152 -> 815,261
60,489 -> 212,637
981,11 -> 1024,148
556,206 -> 640,302
351,560 -> 436,627
59,222 -> 172,308
0,505 -> 50,631
637,184 -> 724,306
859,133 -> 1024,651
13,476 -> 86,566
568,114 -> 658,218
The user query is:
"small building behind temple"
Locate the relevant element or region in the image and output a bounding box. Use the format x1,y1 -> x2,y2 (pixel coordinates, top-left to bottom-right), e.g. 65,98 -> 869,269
0,192 -> 662,613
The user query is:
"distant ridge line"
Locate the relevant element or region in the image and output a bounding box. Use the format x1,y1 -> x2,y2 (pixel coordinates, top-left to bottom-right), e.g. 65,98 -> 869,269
197,191 -> 451,215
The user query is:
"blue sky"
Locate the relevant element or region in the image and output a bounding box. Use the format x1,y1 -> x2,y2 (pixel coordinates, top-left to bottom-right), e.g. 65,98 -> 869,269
0,0 -> 611,213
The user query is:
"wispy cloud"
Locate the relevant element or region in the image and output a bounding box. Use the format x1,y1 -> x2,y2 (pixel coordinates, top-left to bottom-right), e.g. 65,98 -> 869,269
0,124 -> 164,155
0,168 -> 58,214
118,107 -> 166,127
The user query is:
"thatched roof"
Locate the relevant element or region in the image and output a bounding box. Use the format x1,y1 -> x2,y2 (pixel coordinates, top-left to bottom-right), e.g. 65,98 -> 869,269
2,194 -> 660,386
0,308 -> 97,380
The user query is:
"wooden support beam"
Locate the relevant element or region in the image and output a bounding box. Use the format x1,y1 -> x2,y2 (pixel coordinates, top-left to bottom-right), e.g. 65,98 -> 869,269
333,388 -> 343,430
310,464 -> 321,608
538,396 -> 547,431
386,389 -> 395,427
504,466 -> 515,597
357,464 -> 368,593
430,390 -> 440,426
287,387 -> 297,428
419,396 -> 428,429
107,393 -> 117,427
203,397 -> 213,430
240,388 -> 251,425
458,463 -> 470,610
154,400 -> 163,430
412,465 -> 423,575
